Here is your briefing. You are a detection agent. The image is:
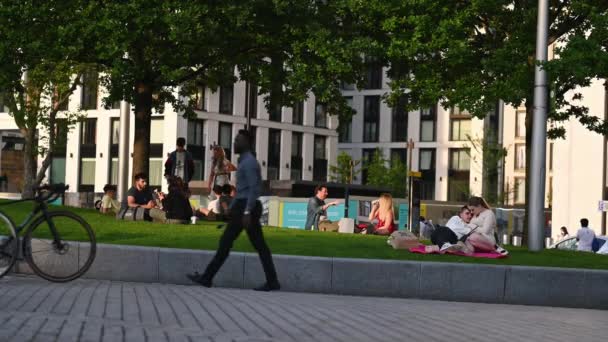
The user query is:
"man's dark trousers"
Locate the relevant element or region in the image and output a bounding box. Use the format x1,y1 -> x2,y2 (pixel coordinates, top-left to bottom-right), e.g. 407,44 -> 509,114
202,199 -> 278,283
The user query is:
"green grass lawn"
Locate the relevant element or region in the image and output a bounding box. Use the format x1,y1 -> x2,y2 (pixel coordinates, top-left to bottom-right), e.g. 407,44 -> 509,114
1,200 -> 607,270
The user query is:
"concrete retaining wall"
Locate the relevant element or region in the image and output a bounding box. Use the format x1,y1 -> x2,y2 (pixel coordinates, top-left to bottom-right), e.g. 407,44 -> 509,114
15,243 -> 608,310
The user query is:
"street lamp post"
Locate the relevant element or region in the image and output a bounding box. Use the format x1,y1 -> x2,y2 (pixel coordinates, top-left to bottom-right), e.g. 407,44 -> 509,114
528,0 -> 549,251
117,101 -> 131,202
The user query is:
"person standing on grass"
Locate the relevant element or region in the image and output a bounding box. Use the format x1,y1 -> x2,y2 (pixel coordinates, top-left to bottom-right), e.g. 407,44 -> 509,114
187,130 -> 280,292
576,218 -> 596,252
164,137 -> 195,187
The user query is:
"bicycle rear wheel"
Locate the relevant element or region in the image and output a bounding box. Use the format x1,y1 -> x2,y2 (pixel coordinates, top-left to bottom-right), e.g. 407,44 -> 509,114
23,211 -> 96,282
0,210 -> 18,279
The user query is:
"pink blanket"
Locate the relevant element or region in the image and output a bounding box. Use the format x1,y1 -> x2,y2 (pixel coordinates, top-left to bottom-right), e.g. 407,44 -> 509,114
408,245 -> 507,259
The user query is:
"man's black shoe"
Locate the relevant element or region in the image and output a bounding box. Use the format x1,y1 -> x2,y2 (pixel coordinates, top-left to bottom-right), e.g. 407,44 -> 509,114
253,281 -> 281,292
187,272 -> 212,288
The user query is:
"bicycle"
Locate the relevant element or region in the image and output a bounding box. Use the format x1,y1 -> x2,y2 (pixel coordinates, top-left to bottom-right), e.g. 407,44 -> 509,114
0,184 -> 96,282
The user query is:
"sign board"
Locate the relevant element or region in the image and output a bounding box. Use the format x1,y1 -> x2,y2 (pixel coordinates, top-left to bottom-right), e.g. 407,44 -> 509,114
599,200 -> 608,212
398,204 -> 408,230
408,171 -> 422,178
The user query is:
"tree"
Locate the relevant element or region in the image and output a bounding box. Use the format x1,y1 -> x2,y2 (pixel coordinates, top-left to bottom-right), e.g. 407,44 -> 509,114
465,133 -> 509,206
96,0 -> 374,178
0,1 -> 97,197
359,0 -> 607,238
365,149 -> 408,198
329,152 -> 361,184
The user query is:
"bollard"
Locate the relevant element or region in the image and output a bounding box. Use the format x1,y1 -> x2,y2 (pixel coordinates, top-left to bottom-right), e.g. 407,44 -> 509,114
502,233 -> 509,245
545,237 -> 553,248
512,235 -> 522,247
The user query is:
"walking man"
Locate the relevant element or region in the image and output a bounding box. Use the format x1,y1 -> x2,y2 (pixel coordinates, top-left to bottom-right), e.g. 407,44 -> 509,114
187,130 -> 280,291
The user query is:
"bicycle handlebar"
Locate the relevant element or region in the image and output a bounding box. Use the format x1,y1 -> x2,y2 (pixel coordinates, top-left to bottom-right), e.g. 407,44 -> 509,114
34,183 -> 69,203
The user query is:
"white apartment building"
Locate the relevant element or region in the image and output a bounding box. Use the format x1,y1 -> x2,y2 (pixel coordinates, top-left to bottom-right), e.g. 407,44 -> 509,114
0,73 -> 339,194
338,66 -> 493,203
338,66 -> 608,236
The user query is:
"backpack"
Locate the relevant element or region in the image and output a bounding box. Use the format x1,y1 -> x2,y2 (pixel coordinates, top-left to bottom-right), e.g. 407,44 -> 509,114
116,206 -> 148,221
94,200 -> 102,211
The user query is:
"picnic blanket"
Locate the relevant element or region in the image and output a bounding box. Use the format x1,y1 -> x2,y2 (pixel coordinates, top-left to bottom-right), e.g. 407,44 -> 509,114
408,244 -> 507,259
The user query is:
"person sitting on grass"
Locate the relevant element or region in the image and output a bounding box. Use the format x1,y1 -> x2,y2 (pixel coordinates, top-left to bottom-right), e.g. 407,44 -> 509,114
150,176 -> 193,223
100,184 -> 120,214
304,185 -> 340,231
429,204 -> 508,256
123,173 -> 157,210
195,184 -> 232,221
362,193 -> 396,236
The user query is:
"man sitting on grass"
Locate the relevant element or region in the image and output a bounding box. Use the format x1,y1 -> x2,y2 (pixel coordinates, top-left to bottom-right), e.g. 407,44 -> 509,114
305,185 -> 340,231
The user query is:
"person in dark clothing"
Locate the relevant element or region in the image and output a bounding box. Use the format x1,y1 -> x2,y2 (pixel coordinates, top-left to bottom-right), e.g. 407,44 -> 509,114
157,176 -> 193,222
122,173 -> 156,209
187,130 -> 280,292
164,137 -> 195,185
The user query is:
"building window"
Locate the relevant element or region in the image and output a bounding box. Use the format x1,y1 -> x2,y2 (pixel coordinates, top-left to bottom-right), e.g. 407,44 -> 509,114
448,148 -> 470,202
514,177 -> 526,204
515,144 -> 526,170
187,119 -> 205,181
80,71 -> 98,110
391,97 -> 408,142
108,118 -> 120,185
78,118 -> 97,192
50,119 -> 69,185
192,84 -> 206,111
340,81 -> 356,90
219,84 -> 234,114
516,110 -> 526,138
339,97 -> 353,143
313,135 -> 327,181
419,149 -> 436,200
450,106 -> 471,141
549,143 -> 553,171
247,82 -> 257,118
291,132 -> 303,180
249,126 -> 257,155
269,103 -> 282,122
218,122 -> 233,161
420,106 -> 436,142
149,117 -> 165,188
361,148 -> 376,184
363,96 -> 380,142
391,148 -> 407,166
315,102 -> 327,128
292,101 -> 304,125
364,64 -> 382,89
268,129 -> 281,180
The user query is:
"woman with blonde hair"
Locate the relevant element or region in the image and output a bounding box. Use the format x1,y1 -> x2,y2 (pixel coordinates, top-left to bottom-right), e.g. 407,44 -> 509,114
208,145 -> 237,198
363,193 -> 396,235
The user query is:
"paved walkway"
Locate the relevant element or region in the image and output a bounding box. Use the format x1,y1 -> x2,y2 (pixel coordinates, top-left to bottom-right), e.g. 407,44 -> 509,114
0,275 -> 605,342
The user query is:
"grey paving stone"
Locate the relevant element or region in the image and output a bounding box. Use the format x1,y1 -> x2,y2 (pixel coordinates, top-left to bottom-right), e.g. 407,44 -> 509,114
505,266 -> 587,307
420,262 -> 507,303
80,243 -> 159,283
243,254 -> 332,293
331,257 -> 420,297
584,269 -> 608,309
0,277 -> 607,342
158,248 -> 245,288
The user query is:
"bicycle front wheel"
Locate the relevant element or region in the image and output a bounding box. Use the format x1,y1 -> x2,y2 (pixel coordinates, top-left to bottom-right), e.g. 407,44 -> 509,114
23,211 -> 96,282
0,210 -> 18,279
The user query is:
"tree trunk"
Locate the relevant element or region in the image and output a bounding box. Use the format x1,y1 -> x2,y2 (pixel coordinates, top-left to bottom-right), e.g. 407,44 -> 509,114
21,127 -> 38,199
132,81 -> 153,179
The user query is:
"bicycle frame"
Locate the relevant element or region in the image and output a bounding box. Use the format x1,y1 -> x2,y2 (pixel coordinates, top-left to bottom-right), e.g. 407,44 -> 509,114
0,198 -> 62,245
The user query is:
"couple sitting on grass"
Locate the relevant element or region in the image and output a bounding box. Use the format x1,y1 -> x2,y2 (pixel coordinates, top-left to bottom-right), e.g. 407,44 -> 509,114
429,196 -> 508,256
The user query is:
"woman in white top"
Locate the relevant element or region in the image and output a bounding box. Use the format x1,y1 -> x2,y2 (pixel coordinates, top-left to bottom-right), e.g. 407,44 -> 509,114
468,196 -> 497,245
558,226 -> 570,241
208,146 -> 237,197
